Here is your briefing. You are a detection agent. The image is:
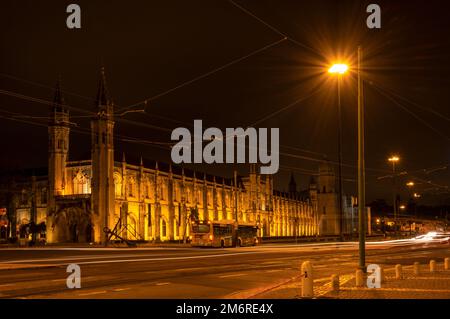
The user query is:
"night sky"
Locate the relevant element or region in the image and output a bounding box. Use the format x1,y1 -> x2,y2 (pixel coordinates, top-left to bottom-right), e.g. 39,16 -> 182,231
0,0 -> 449,206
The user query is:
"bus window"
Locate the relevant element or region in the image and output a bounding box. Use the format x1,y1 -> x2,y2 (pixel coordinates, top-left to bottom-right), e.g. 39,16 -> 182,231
192,224 -> 210,233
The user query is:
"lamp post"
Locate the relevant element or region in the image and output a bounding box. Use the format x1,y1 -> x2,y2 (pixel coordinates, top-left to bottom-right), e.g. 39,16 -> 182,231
357,46 -> 366,272
388,155 -> 400,235
328,63 -> 348,242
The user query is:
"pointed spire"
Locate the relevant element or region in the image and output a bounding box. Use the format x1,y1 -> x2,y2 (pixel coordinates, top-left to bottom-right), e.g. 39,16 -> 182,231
122,152 -> 126,162
95,66 -> 110,108
140,156 -> 144,166
289,172 -> 297,194
289,172 -> 296,184
53,77 -> 66,113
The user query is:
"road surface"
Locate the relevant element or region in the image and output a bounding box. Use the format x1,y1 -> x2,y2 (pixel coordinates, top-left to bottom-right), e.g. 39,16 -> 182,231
0,239 -> 448,298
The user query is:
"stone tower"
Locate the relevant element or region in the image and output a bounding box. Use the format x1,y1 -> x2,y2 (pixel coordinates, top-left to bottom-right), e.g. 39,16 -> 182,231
91,68 -> 115,244
47,79 -> 70,243
317,161 -> 340,235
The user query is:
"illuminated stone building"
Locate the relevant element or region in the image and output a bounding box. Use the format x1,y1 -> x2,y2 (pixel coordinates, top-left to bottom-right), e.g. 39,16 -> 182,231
1,69 -> 323,244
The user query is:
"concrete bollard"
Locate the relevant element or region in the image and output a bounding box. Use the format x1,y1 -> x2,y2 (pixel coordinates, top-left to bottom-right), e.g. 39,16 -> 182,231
395,264 -> 403,279
355,269 -> 364,287
413,262 -> 420,275
430,260 -> 436,273
301,261 -> 313,297
331,274 -> 340,292
445,258 -> 449,271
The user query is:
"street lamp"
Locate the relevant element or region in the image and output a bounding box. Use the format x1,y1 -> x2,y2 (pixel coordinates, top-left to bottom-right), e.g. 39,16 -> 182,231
328,64 -> 349,74
328,63 -> 349,241
356,46 -> 366,272
388,155 -> 400,222
406,181 -> 415,187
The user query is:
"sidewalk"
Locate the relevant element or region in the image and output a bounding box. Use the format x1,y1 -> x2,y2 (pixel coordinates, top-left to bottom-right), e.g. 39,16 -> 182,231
254,261 -> 450,299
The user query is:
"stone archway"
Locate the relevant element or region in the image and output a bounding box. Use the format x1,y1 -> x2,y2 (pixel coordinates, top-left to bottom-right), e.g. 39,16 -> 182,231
54,206 -> 92,243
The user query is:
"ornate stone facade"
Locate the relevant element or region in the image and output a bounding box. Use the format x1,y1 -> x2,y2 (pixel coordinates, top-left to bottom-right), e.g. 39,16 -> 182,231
2,69 -> 323,244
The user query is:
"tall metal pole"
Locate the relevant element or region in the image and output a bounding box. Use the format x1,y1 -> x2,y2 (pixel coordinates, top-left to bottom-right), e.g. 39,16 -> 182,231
357,46 -> 366,272
234,169 -> 239,247
337,75 -> 344,241
392,161 -> 397,228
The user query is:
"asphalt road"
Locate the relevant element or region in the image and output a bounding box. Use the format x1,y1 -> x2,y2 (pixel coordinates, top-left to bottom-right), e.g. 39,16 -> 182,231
0,240 -> 448,299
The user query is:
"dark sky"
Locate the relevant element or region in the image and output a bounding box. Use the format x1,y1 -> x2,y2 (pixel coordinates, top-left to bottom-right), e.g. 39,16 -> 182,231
0,0 -> 449,205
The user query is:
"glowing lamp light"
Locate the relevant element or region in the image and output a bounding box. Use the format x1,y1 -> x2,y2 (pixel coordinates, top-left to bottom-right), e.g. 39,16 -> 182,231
328,64 -> 349,74
388,156 -> 400,162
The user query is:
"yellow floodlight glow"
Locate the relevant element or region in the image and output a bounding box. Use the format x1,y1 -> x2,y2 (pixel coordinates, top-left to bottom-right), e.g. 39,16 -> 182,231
388,156 -> 400,162
328,64 -> 349,74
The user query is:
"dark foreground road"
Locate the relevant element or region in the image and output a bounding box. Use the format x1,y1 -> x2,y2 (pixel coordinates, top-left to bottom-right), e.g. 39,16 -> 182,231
0,240 -> 449,298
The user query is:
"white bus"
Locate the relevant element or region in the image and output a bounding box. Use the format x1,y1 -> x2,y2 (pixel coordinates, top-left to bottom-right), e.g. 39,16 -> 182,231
190,220 -> 258,248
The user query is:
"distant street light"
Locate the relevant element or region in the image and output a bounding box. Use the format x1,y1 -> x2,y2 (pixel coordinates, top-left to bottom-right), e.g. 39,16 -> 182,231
328,62 -> 349,242
388,155 -> 400,237
388,156 -> 400,163
388,155 -> 400,219
406,181 -> 415,187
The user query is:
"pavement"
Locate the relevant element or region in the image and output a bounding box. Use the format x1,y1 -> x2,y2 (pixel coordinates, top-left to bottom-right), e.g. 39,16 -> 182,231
254,260 -> 450,299
0,239 -> 448,299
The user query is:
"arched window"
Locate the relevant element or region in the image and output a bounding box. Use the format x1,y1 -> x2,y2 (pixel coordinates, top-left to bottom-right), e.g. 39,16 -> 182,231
144,184 -> 150,199
128,181 -> 134,197
114,173 -> 122,197
162,219 -> 167,238
127,176 -> 137,198
20,189 -> 28,205
40,188 -> 47,204
73,170 -> 90,194
186,188 -> 191,203
217,192 -> 222,207
161,183 -> 167,200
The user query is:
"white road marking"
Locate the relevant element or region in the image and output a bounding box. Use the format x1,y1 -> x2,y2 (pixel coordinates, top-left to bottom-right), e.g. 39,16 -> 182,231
113,287 -> 131,292
219,273 -> 246,278
155,282 -> 170,286
0,251 -> 268,267
65,251 -> 268,266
